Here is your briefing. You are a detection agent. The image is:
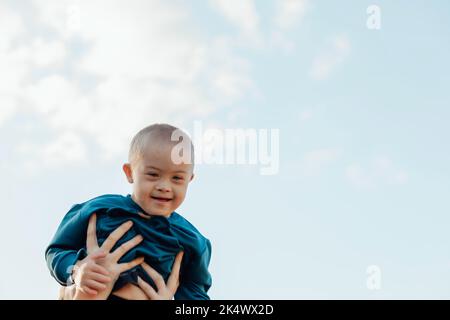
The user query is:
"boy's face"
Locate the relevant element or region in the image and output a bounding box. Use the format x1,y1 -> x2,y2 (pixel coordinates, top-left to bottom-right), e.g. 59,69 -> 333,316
123,142 -> 194,218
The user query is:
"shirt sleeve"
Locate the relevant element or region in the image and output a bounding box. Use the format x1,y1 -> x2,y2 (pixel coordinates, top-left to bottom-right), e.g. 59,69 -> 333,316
45,203 -> 90,286
174,239 -> 212,300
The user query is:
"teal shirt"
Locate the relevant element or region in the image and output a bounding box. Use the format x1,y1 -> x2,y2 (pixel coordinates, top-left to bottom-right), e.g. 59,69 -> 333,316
45,194 -> 212,300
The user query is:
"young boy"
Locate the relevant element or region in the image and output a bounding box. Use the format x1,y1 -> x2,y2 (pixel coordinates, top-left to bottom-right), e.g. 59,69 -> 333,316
45,123 -> 212,300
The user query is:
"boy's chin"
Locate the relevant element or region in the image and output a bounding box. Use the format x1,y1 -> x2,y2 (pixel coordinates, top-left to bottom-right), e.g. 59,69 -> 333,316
144,207 -> 172,218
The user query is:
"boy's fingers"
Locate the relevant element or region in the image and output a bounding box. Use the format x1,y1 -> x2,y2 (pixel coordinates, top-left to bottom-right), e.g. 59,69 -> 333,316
118,256 -> 144,273
141,262 -> 165,292
86,214 -> 99,252
111,235 -> 143,262
137,276 -> 157,300
167,251 -> 183,292
100,220 -> 134,253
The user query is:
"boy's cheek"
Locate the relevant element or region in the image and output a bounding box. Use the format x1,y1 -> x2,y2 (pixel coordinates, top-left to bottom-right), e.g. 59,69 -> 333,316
174,190 -> 187,205
136,180 -> 153,191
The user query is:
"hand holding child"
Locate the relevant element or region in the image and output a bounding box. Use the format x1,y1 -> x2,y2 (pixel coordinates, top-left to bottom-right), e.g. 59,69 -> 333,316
72,250 -> 111,295
72,213 -> 144,299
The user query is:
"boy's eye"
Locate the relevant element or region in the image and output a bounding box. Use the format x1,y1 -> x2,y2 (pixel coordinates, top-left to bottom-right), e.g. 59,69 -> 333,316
147,173 -> 158,177
173,176 -> 183,181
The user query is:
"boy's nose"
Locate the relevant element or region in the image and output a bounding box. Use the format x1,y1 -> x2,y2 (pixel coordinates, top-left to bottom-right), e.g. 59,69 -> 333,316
156,182 -> 171,192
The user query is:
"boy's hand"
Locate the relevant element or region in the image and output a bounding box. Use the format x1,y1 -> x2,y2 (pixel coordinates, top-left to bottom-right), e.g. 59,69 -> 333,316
72,250 -> 112,296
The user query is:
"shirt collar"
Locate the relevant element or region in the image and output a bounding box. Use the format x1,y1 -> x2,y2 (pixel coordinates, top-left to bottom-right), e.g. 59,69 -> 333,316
125,194 -> 175,220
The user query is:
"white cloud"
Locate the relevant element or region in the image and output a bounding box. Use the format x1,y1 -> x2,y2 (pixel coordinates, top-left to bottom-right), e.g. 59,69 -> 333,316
210,0 -> 309,52
208,38 -> 254,102
209,0 -> 261,42
0,4 -> 28,125
30,38 -> 67,67
274,0 -> 308,31
1,0 -> 256,168
0,45 -> 28,94
299,109 -> 313,122
16,131 -> 87,172
0,4 -> 67,126
345,155 -> 409,189
75,1 -> 200,80
42,131 -> 87,166
266,0 -> 309,53
301,148 -> 341,176
373,155 -> 409,185
0,3 -> 25,51
310,35 -> 351,80
25,75 -> 78,115
31,0 -> 70,36
345,163 -> 373,188
0,96 -> 17,126
268,31 -> 296,54
213,71 -> 252,100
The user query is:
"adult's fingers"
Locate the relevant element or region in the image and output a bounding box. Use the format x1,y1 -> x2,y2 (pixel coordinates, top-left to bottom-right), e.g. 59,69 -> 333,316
100,220 -> 134,253
85,279 -> 107,291
167,251 -> 183,292
90,250 -> 107,261
141,262 -> 165,292
88,272 -> 111,284
86,214 -> 99,253
137,276 -> 157,300
118,256 -> 145,273
81,286 -> 98,296
111,235 -> 143,262
90,263 -> 110,276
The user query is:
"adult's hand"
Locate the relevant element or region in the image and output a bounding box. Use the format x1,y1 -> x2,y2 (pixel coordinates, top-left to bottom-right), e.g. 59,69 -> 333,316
72,213 -> 144,300
135,251 -> 184,300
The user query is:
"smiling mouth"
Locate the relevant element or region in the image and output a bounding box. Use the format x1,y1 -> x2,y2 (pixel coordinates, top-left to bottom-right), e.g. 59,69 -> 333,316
151,196 -> 172,202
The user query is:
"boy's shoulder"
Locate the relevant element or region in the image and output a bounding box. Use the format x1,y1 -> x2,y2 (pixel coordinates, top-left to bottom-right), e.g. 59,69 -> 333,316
82,194 -> 130,206
69,194 -> 136,215
169,212 -> 211,252
169,211 -> 202,234
75,194 -> 129,207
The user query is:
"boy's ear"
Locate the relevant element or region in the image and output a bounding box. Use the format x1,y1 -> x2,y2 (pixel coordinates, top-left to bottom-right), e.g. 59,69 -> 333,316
123,163 -> 134,183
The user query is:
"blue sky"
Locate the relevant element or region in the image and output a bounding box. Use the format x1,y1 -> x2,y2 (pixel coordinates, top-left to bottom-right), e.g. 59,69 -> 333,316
0,0 -> 449,299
